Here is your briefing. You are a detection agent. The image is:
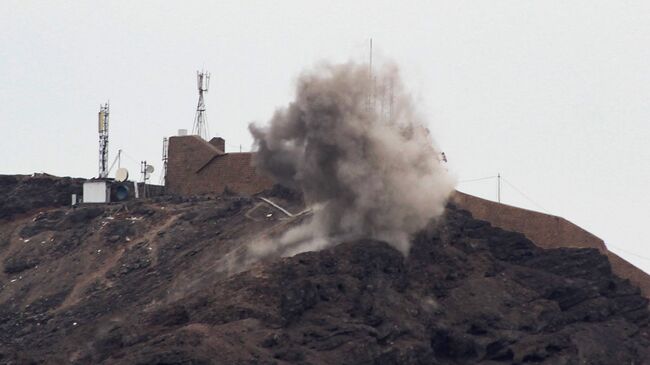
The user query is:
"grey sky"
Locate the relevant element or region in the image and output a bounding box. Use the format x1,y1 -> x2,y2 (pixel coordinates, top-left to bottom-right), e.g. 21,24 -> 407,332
1,1 -> 649,272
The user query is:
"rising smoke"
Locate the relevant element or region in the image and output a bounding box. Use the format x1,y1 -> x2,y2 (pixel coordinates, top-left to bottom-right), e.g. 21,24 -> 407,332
248,62 -> 455,258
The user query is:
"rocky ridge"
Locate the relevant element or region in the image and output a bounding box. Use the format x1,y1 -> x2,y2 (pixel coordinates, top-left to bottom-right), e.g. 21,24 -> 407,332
0,176 -> 648,364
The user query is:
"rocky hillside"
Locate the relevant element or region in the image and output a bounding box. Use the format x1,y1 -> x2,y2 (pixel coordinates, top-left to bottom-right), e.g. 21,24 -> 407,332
0,176 -> 648,364
0,174 -> 83,220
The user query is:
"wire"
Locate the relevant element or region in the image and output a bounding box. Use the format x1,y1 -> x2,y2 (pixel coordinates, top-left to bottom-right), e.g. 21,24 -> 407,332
458,175 -> 498,184
120,150 -> 140,164
458,172 -> 650,265
500,177 -> 550,214
606,244 -> 650,262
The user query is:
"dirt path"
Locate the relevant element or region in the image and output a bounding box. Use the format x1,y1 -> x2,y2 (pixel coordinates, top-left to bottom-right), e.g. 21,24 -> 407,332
0,216 -> 39,281
147,214 -> 179,266
55,213 -> 179,312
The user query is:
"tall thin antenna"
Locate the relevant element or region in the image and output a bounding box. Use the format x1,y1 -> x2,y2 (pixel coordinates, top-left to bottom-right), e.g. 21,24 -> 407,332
388,76 -> 394,122
106,149 -> 122,176
497,173 -> 501,203
141,161 -> 146,199
161,137 -> 168,186
98,102 -> 110,178
141,160 -> 153,198
367,38 -> 374,112
192,70 -> 210,140
380,75 -> 385,121
369,38 -> 373,81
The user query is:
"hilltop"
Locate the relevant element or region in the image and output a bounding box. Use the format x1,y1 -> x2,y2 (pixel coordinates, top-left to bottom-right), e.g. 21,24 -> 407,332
0,175 -> 648,364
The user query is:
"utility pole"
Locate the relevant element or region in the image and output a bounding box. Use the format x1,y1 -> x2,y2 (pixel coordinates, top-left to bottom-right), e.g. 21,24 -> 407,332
497,173 -> 501,203
141,160 -> 151,199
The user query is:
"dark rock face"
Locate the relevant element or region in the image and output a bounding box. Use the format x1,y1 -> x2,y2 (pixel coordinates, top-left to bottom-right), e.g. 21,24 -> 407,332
0,174 -> 84,220
0,180 -> 648,364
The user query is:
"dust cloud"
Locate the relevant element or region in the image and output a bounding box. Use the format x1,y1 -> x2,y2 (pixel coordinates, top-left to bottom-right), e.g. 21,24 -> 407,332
248,62 -> 455,258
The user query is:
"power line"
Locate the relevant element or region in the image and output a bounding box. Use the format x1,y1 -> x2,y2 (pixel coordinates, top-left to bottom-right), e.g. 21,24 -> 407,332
500,177 -> 550,214
458,174 -> 550,214
120,150 -> 140,164
458,175 -> 498,184
606,244 -> 650,262
458,172 -> 650,265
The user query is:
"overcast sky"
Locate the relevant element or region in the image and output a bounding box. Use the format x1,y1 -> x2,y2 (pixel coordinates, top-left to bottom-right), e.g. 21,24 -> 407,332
2,1 -> 649,273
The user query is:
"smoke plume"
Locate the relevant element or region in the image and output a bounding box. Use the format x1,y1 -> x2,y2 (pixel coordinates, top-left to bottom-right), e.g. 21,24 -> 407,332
248,62 -> 455,257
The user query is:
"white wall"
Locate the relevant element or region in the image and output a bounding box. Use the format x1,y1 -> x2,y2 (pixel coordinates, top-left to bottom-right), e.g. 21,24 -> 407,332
83,181 -> 109,203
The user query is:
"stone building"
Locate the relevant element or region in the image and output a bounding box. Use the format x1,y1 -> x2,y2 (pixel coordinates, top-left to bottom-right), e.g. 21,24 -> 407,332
165,135 -> 273,196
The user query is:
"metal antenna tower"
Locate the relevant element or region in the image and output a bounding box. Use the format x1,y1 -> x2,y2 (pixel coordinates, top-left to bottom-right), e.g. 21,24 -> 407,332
192,70 -> 210,140
161,137 -> 168,185
98,102 -> 110,178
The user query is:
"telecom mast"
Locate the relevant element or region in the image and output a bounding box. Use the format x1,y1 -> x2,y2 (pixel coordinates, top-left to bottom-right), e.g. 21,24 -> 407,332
161,137 -> 168,185
192,71 -> 210,139
98,102 -> 110,178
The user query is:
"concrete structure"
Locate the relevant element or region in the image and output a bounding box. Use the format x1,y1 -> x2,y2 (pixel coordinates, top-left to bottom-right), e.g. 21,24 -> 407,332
166,135 -> 273,196
82,180 -> 110,203
165,135 -> 650,297
453,191 -> 650,298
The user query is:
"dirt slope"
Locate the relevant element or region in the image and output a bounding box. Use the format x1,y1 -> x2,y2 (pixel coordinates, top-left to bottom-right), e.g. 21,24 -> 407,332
0,176 -> 648,364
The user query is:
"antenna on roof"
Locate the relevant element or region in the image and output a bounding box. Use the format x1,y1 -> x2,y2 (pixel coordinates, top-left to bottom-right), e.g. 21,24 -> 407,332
192,70 -> 210,140
161,137 -> 168,186
115,167 -> 129,182
141,161 -> 154,198
98,102 -> 110,178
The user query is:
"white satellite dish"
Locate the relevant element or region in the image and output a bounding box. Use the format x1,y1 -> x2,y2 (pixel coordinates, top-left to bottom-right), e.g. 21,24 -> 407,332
115,168 -> 129,182
145,165 -> 155,174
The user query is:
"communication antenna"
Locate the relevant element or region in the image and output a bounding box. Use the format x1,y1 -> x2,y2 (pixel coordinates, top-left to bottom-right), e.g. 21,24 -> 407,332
366,38 -> 378,114
161,137 -> 168,185
140,161 -> 154,198
192,70 -> 210,140
115,168 -> 129,182
107,149 -> 122,176
140,161 -> 154,181
98,102 -> 110,178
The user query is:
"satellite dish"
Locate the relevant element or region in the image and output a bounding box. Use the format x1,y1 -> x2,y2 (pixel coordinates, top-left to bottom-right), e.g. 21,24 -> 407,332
115,168 -> 129,182
145,165 -> 155,174
114,184 -> 130,201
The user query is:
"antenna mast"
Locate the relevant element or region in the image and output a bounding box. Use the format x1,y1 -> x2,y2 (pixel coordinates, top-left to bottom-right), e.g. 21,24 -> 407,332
497,173 -> 501,203
369,38 -> 373,80
192,70 -> 210,140
161,137 -> 168,186
98,102 -> 110,178
366,38 -> 377,114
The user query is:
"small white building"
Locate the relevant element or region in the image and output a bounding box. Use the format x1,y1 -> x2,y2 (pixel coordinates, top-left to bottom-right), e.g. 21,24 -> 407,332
83,180 -> 110,203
